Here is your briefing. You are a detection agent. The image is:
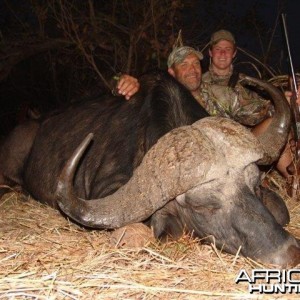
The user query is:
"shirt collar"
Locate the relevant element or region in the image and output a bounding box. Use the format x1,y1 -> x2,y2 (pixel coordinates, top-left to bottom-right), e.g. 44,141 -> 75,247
208,64 -> 233,83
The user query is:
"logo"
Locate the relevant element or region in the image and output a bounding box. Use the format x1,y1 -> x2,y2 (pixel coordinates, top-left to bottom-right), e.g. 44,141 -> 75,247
235,269 -> 300,294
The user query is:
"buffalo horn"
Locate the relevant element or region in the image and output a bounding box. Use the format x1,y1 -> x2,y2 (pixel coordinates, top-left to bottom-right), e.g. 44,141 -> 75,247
56,117 -> 263,229
241,75 -> 291,165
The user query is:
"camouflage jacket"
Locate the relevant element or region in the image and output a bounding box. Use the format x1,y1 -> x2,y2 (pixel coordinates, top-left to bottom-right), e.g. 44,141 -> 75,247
198,66 -> 274,127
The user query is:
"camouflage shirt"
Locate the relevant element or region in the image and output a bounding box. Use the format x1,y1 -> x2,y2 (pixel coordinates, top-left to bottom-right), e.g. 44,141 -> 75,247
197,65 -> 274,127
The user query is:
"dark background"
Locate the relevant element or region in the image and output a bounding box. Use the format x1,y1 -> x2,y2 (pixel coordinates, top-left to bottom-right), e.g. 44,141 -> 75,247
0,0 -> 299,137
183,0 -> 299,73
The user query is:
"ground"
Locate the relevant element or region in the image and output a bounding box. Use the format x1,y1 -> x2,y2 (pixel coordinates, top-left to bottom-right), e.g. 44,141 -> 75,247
0,172 -> 300,299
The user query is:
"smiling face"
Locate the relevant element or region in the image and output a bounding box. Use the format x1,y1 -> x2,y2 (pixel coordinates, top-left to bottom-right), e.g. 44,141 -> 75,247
168,53 -> 202,97
209,40 -> 237,75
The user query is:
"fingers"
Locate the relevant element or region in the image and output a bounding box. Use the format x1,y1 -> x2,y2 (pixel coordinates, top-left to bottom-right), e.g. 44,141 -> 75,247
284,89 -> 300,105
297,86 -> 300,105
284,91 -> 292,104
117,74 -> 140,100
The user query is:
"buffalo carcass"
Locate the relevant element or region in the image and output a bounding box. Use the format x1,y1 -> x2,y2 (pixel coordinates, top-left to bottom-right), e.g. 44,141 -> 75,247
0,71 -> 299,267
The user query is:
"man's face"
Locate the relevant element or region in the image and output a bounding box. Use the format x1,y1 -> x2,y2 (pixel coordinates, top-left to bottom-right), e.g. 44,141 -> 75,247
168,53 -> 202,93
209,40 -> 236,73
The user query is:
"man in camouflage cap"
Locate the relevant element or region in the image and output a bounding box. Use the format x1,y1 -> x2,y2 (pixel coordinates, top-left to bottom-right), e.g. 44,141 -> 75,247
166,46 -> 203,99
202,29 -> 296,177
201,29 -> 273,127
115,45 -> 204,101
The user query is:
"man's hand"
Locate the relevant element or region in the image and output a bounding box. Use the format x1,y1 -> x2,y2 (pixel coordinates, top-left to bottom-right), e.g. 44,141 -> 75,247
284,86 -> 300,105
117,74 -> 140,100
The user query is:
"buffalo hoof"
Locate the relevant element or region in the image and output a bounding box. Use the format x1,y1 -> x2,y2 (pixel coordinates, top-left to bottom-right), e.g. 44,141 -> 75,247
110,223 -> 155,248
260,186 -> 290,226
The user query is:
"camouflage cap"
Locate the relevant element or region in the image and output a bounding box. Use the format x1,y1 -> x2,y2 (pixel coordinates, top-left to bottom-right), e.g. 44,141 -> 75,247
167,46 -> 203,68
210,30 -> 235,45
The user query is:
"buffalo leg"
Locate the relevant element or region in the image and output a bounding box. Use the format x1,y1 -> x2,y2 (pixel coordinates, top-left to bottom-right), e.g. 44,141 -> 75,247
0,121 -> 39,197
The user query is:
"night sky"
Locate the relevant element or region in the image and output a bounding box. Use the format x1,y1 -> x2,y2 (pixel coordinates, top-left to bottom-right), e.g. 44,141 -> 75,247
249,0 -> 300,71
286,0 -> 300,70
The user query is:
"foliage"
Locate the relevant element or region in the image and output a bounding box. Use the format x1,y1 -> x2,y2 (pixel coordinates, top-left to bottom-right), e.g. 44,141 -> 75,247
0,0 -> 186,135
0,0 -> 292,136
1,0 -> 185,90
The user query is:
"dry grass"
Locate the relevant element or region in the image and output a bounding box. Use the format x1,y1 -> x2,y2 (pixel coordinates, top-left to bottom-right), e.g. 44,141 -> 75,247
0,172 -> 300,299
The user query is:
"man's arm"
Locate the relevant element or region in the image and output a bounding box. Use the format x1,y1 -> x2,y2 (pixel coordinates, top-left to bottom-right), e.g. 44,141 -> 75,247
116,74 -> 140,100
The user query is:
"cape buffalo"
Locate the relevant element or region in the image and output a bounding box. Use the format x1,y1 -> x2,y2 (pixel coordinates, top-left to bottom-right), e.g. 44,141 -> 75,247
0,70 -> 299,267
